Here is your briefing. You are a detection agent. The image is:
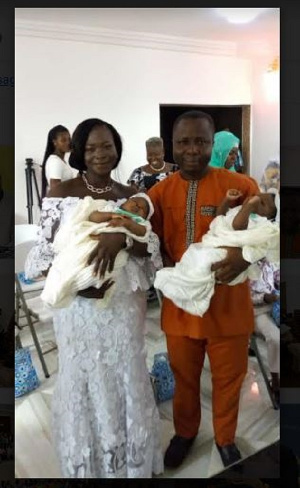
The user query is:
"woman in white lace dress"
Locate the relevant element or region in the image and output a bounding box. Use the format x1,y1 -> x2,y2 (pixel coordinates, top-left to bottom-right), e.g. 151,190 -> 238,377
25,118 -> 164,478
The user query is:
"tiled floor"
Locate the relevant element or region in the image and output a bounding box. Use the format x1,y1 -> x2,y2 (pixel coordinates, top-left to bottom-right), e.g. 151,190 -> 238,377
15,299 -> 279,479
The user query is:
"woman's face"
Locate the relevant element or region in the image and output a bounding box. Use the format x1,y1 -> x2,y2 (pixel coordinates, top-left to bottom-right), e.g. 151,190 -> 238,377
224,147 -> 238,169
84,125 -> 118,177
146,147 -> 164,166
53,131 -> 71,154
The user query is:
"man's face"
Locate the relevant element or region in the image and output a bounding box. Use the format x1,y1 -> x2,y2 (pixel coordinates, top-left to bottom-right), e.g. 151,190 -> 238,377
172,118 -> 213,178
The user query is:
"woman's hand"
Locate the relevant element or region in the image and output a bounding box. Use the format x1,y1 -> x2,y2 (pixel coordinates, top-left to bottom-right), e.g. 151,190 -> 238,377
211,247 -> 250,284
77,279 -> 114,299
87,233 -> 126,278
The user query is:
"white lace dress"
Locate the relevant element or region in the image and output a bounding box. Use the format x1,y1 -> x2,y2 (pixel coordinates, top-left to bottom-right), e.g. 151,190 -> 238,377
25,197 -> 164,479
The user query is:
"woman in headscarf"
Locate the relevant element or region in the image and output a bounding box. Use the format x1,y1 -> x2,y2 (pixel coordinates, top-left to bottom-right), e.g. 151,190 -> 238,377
209,130 -> 240,172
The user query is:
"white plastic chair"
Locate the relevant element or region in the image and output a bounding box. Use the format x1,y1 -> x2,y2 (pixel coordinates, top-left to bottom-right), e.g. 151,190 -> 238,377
15,224 -> 55,378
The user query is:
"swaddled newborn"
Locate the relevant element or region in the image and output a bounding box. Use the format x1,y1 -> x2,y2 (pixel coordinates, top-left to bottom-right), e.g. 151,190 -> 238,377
154,188 -> 280,317
41,193 -> 154,309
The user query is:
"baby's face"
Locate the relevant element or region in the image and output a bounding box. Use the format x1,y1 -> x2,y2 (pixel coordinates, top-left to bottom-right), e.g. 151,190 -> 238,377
121,197 -> 149,218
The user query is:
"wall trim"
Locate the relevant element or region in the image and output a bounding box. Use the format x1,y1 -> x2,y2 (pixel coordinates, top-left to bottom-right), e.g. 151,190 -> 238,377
15,20 -> 237,57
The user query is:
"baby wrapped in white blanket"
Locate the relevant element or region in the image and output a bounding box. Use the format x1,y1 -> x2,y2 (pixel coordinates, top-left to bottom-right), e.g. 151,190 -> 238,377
154,189 -> 280,317
41,193 -> 154,309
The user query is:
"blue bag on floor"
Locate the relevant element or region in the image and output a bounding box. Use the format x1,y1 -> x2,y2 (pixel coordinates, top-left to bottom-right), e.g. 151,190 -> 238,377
151,352 -> 175,403
17,272 -> 34,285
271,299 -> 280,327
15,347 -> 40,398
271,289 -> 280,327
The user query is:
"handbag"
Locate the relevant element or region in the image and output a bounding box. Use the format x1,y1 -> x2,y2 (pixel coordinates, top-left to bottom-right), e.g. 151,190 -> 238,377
150,352 -> 175,403
15,347 -> 40,398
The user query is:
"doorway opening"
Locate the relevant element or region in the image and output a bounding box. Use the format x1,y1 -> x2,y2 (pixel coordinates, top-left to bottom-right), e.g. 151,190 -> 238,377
160,104 -> 251,174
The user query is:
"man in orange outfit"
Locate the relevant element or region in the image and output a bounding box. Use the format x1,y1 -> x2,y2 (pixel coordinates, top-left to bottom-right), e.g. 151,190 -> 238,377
148,110 -> 260,469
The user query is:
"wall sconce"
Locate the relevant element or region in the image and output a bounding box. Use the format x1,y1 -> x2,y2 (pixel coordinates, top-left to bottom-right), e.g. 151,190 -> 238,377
263,56 -> 279,103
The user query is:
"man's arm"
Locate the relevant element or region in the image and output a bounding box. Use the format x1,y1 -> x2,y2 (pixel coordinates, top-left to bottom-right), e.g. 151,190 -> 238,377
211,177 -> 260,283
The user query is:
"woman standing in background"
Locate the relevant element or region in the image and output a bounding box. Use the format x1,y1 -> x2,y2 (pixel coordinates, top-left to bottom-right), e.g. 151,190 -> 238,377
209,130 -> 241,172
127,137 -> 178,191
41,125 -> 74,198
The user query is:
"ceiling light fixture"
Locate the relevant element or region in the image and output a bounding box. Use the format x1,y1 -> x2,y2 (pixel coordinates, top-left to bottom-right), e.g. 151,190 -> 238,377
215,8 -> 270,24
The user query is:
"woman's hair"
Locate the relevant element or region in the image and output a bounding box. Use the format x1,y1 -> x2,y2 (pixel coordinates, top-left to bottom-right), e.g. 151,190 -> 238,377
173,110 -> 215,133
69,118 -> 123,173
145,137 -> 164,149
41,124 -> 69,198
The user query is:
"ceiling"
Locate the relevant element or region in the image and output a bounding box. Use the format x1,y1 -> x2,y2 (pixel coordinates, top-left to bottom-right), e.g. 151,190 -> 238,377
15,7 -> 280,58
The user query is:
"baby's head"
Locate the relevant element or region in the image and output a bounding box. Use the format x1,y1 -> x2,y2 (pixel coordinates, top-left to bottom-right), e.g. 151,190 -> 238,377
120,193 -> 154,220
255,192 -> 277,220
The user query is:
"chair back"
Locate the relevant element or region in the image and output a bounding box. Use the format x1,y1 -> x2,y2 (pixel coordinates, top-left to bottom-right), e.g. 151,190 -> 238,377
15,224 -> 39,273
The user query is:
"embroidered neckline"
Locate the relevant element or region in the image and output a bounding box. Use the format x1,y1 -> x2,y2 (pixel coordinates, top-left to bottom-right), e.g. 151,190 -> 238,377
186,181 -> 198,248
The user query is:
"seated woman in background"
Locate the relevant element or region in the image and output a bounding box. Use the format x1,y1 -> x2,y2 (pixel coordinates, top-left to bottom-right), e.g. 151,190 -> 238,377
41,125 -> 74,198
127,136 -> 178,191
249,258 -> 280,405
209,130 -> 241,172
260,159 -> 280,192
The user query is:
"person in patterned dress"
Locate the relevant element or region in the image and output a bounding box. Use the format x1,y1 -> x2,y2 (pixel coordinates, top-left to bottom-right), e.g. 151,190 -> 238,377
25,118 -> 163,478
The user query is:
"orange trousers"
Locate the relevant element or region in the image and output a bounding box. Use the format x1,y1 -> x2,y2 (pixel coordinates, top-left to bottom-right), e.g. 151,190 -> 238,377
166,333 -> 249,446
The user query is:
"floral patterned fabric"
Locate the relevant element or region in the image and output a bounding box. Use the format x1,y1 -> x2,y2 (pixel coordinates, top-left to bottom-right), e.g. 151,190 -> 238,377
249,259 -> 280,306
127,165 -> 179,191
25,197 -> 163,478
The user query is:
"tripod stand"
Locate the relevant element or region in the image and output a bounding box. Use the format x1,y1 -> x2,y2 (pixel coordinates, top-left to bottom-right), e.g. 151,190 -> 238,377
25,158 -> 42,224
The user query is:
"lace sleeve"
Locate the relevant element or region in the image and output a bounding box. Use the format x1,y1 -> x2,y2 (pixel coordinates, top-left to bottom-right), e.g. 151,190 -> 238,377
124,230 -> 162,292
24,198 -> 65,279
146,230 -> 163,270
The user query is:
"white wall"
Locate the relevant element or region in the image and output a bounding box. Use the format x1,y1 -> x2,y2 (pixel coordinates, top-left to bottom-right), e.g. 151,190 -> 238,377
250,55 -> 280,184
15,32 -> 278,223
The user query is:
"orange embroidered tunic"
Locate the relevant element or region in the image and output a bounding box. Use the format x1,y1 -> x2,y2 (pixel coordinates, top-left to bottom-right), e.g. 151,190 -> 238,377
148,168 -> 260,339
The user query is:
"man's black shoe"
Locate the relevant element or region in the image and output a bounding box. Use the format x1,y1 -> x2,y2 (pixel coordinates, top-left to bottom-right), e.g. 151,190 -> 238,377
164,435 -> 196,468
216,442 -> 242,467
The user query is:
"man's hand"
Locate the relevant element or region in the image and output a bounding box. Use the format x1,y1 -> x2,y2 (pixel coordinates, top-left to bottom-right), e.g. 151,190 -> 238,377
162,252 -> 175,268
211,247 -> 250,284
87,233 -> 126,278
264,292 -> 279,304
78,279 -> 115,299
